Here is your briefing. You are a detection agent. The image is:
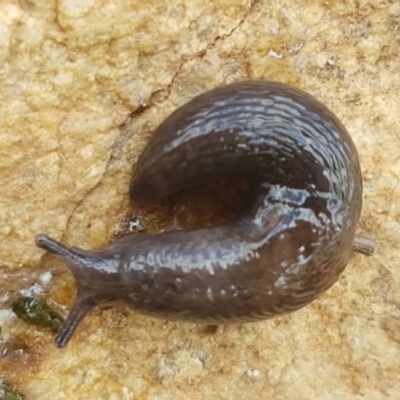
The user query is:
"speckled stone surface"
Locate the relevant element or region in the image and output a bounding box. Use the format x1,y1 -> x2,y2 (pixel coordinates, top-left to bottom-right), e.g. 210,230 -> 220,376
0,0 -> 399,399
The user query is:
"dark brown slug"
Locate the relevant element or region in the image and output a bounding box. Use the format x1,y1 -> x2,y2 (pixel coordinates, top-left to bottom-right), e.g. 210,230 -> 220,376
36,80 -> 364,348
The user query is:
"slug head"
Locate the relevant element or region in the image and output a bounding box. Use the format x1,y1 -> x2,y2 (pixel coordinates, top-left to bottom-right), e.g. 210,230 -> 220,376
35,234 -> 121,348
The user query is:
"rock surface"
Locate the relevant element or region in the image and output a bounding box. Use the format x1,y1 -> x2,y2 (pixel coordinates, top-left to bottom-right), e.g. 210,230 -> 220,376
0,0 -> 399,399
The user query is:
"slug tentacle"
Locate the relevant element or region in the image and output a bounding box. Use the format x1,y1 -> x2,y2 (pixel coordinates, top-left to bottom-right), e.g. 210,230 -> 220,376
36,235 -> 124,347
36,234 -> 75,259
36,80 -> 368,348
55,298 -> 95,348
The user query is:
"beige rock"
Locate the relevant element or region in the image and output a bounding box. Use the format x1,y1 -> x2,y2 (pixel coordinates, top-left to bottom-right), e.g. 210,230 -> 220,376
0,0 -> 399,399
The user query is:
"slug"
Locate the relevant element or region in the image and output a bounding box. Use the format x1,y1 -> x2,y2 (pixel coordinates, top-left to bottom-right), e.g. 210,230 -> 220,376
36,80 -> 363,348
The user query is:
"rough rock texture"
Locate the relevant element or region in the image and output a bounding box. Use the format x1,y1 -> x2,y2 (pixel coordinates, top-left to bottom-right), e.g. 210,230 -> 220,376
0,0 -> 399,399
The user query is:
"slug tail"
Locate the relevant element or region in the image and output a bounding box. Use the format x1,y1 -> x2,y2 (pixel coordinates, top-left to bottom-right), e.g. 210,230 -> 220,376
55,297 -> 95,348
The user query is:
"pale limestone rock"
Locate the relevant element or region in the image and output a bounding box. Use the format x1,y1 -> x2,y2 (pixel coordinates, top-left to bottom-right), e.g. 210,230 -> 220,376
1,0 -> 400,399
0,0 -> 251,267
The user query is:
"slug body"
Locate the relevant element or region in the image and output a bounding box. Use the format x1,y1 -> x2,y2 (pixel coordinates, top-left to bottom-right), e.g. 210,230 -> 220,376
36,81 -> 362,348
